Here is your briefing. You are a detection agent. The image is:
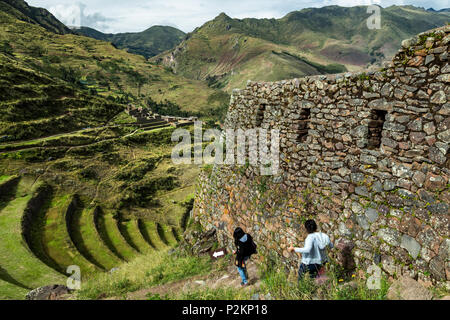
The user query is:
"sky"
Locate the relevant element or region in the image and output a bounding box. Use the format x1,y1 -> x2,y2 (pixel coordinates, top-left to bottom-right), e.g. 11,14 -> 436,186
27,0 -> 449,34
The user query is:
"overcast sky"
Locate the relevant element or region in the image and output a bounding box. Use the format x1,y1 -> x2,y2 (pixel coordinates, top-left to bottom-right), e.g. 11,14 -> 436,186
27,0 -> 449,34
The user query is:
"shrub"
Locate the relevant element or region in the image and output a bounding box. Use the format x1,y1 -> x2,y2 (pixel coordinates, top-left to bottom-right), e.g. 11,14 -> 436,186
0,40 -> 13,55
79,167 -> 98,180
114,158 -> 160,181
119,176 -> 179,208
259,256 -> 389,300
146,97 -> 191,118
29,43 -> 47,57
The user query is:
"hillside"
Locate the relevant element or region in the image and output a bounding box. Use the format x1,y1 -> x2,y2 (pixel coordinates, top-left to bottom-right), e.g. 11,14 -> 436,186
0,4 -> 229,119
0,52 -> 124,141
0,0 -> 226,300
153,5 -> 449,92
0,121 -> 202,298
0,0 -> 72,34
0,51 -> 202,294
74,26 -> 186,59
5,0 -> 186,59
0,33 -> 201,300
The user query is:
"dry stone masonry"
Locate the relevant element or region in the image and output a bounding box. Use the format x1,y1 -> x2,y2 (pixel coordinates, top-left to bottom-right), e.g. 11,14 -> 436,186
194,26 -> 450,287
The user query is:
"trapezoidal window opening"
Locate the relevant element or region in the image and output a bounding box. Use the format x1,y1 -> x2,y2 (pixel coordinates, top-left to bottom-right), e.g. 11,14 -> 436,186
296,108 -> 311,143
368,109 -> 387,149
256,104 -> 266,127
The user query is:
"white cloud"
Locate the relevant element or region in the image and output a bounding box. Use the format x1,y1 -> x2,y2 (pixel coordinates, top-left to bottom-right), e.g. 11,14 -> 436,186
27,0 -> 450,33
46,2 -> 114,31
48,4 -> 82,26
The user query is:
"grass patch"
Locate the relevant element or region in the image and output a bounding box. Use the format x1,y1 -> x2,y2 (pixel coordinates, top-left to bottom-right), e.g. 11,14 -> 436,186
259,257 -> 390,300
139,220 -> 168,250
0,178 -> 65,296
41,194 -> 99,275
118,219 -> 153,254
0,175 -> 11,184
173,287 -> 251,300
71,206 -> 122,270
97,212 -> 137,261
0,279 -> 29,300
75,250 -> 212,299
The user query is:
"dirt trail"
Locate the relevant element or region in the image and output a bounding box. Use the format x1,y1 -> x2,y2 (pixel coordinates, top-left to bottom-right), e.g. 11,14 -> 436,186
0,114 -> 170,149
0,124 -> 166,155
123,260 -> 262,300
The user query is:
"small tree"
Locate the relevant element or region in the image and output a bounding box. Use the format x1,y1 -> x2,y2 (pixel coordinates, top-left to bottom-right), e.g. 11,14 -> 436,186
128,70 -> 147,96
60,66 -> 81,86
29,43 -> 47,57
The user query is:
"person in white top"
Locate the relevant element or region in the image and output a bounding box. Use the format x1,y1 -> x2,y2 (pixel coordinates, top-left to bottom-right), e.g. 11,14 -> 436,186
288,219 -> 333,281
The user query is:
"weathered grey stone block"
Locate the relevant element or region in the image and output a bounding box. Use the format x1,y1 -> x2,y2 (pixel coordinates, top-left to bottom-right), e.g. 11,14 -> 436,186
356,215 -> 370,230
365,208 -> 379,223
355,186 -> 370,197
401,235 -> 421,259
378,228 -> 401,246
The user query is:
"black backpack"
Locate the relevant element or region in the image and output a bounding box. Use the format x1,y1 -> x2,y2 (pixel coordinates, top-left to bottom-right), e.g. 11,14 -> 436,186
235,235 -> 258,267
247,234 -> 257,256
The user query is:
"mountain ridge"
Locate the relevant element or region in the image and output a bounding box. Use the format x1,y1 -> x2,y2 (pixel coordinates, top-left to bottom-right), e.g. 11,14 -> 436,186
153,5 -> 450,92
73,25 -> 186,58
0,0 -> 72,34
0,4 -> 229,132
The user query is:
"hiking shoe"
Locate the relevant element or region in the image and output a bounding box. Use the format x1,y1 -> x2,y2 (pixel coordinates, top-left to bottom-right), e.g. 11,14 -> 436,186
241,282 -> 249,287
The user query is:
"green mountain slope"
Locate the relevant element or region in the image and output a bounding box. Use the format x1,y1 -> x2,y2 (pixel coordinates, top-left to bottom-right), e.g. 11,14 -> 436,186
0,6 -> 228,121
0,0 -> 72,34
72,26 -> 110,41
74,25 -> 186,58
0,3 -> 205,299
0,51 -> 123,141
153,5 -> 449,92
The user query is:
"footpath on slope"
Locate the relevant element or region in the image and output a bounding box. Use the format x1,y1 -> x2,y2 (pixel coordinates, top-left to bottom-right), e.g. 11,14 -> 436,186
110,258 -> 262,300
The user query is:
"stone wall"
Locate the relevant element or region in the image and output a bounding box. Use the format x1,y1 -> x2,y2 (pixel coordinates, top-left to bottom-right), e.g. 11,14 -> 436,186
194,26 -> 450,286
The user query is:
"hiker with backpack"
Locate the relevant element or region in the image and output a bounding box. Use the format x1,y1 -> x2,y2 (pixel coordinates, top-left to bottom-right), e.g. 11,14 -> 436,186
288,219 -> 333,281
233,227 -> 257,286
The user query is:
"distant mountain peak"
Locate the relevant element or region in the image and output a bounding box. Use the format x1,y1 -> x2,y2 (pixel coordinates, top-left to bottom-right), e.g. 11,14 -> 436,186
215,12 -> 232,20
73,25 -> 185,58
426,7 -> 450,13
153,4 -> 450,93
144,25 -> 185,33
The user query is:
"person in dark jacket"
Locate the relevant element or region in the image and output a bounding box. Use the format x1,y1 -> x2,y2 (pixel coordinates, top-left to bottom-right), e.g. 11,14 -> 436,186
233,227 -> 257,286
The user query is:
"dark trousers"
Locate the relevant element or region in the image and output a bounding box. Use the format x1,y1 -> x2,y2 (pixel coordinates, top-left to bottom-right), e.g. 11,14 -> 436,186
298,263 -> 321,281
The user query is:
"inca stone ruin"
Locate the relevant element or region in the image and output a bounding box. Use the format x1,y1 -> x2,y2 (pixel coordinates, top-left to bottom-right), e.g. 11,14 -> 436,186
194,26 -> 450,286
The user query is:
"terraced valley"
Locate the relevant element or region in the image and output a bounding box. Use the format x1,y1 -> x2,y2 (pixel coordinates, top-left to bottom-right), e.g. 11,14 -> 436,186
0,0 -> 220,300
0,118 -> 200,299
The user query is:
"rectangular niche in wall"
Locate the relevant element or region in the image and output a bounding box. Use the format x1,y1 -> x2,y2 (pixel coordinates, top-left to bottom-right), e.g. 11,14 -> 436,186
368,109 -> 387,149
256,104 -> 266,127
297,108 -> 311,143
